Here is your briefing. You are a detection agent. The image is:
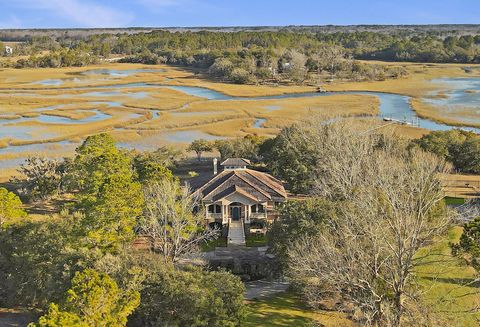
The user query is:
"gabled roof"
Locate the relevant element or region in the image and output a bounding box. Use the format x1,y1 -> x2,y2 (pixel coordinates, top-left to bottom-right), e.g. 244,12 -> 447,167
212,185 -> 260,202
195,168 -> 287,203
220,158 -> 251,166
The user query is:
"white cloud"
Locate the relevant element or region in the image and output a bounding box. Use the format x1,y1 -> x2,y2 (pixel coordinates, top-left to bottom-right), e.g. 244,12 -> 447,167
13,0 -> 134,28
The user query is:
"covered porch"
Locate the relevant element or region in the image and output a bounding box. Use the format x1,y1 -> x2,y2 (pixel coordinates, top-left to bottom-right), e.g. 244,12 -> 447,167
205,198 -> 267,225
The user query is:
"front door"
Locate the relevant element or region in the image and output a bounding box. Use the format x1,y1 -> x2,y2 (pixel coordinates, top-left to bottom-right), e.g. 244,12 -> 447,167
231,207 -> 241,221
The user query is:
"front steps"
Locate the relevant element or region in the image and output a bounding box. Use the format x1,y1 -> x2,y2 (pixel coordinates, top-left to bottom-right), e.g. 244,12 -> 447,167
227,220 -> 246,246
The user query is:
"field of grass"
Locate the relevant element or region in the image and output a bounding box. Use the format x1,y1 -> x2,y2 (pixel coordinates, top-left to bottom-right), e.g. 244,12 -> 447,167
245,291 -> 353,327
415,227 -> 480,326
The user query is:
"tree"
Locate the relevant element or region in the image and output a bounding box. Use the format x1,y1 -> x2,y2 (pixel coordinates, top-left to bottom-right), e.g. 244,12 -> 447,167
140,179 -> 216,263
187,139 -> 213,161
415,130 -> 480,174
132,265 -> 245,327
453,137 -> 480,174
214,135 -> 266,162
0,188 -> 27,227
208,58 -> 234,79
81,174 -> 144,252
0,212 -> 94,307
30,269 -> 139,327
268,199 -> 337,270
228,67 -> 251,84
71,134 -> 132,202
32,303 -> 87,327
214,140 -> 236,160
455,214 -> 480,271
276,120 -> 452,326
13,157 -> 66,201
70,134 -> 144,252
133,151 -> 174,183
283,50 -> 307,83
316,45 -> 346,80
263,123 -> 319,194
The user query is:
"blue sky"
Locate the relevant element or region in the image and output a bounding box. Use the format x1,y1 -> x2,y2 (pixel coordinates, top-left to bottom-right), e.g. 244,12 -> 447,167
1,0 -> 479,29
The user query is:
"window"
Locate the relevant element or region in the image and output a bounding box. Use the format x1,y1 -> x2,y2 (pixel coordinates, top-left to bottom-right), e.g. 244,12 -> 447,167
208,204 -> 222,213
258,204 -> 265,213
251,204 -> 265,213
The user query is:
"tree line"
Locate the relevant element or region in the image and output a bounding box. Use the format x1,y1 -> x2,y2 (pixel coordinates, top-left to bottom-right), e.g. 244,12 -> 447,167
6,29 -> 480,84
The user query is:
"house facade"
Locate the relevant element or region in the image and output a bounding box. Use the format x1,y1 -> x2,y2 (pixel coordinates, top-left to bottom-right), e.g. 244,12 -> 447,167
195,158 -> 287,232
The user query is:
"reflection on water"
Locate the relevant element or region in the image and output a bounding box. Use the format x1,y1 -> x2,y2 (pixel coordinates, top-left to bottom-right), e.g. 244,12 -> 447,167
81,68 -> 165,77
426,78 -> 480,107
3,72 -> 480,170
253,118 -> 267,128
264,105 -> 281,111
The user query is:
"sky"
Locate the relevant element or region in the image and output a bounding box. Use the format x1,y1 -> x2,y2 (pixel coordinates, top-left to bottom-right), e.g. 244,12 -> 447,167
0,0 -> 479,29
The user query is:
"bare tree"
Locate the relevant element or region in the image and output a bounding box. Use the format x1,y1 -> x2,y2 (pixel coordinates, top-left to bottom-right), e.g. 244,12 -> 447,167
283,49 -> 308,83
315,45 -> 347,81
286,120 -> 453,326
140,179 -> 217,263
12,156 -> 66,201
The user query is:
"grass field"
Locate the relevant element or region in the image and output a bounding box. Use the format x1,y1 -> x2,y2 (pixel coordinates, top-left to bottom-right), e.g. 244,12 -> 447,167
415,227 -> 480,326
245,291 -> 354,327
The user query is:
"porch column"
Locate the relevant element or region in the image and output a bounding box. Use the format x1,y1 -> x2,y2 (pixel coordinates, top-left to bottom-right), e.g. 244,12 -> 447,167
222,204 -> 228,224
264,202 -> 269,218
245,204 -> 251,224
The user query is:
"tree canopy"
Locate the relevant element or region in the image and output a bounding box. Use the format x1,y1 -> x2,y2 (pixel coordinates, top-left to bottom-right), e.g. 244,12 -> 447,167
30,269 -> 140,327
0,188 -> 26,228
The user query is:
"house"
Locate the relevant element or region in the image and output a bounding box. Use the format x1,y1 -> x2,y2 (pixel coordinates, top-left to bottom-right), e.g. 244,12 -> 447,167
4,46 -> 13,55
195,158 -> 287,234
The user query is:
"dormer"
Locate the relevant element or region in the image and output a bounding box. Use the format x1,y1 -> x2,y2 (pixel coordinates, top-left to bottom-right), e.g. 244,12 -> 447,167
221,158 -> 251,171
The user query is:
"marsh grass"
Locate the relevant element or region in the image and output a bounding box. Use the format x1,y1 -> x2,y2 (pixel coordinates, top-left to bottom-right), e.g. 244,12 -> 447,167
1,61 -> 478,181
411,98 -> 480,128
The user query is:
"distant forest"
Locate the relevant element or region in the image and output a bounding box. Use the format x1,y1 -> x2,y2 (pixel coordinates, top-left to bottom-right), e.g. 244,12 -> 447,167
1,25 -> 480,84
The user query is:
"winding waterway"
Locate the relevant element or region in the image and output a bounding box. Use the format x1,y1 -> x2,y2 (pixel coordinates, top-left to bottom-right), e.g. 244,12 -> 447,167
1,69 -> 479,169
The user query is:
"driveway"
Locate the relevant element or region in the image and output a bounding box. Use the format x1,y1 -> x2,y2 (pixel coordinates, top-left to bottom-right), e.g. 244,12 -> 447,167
244,280 -> 290,300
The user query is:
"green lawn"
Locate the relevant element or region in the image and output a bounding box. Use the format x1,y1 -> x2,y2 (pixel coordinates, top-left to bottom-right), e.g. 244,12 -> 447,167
415,226 -> 480,326
245,234 -> 268,247
200,236 -> 227,252
245,291 -> 353,327
444,197 -> 466,206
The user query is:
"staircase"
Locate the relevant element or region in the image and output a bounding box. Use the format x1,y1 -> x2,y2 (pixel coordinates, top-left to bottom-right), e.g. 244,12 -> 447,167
227,220 -> 246,247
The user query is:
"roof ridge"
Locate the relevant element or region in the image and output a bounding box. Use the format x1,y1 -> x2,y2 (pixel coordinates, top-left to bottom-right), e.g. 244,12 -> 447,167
234,171 -> 272,200
196,170 -> 232,194
243,169 -> 287,197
